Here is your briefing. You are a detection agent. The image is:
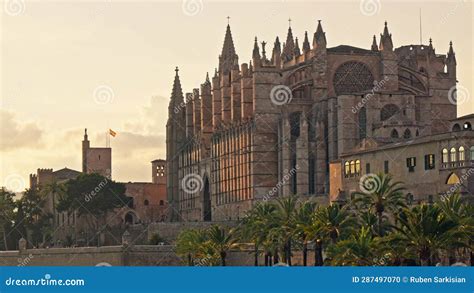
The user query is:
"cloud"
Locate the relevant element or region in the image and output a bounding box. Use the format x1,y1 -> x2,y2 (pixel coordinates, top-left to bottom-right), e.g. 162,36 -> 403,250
0,110 -> 43,151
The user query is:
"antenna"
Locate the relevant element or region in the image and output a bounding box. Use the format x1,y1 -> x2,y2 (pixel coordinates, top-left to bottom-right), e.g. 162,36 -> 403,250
419,8 -> 423,45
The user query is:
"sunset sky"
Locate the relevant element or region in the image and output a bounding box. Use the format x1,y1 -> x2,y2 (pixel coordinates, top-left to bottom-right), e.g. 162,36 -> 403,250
1,0 -> 472,192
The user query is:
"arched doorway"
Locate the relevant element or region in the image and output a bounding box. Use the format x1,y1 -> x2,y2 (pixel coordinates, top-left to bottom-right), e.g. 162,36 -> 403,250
203,177 -> 211,221
124,212 -> 136,224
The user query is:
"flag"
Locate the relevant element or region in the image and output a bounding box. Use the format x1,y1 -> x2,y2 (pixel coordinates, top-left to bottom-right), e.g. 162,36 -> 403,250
109,129 -> 117,137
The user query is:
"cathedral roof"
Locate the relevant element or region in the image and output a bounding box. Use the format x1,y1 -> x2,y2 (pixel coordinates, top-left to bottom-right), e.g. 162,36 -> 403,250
327,45 -> 376,55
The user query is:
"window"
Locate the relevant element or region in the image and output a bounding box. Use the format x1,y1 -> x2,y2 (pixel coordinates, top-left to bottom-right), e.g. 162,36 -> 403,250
333,61 -> 374,95
471,146 -> 474,160
159,200 -> 164,206
446,173 -> 460,185
406,157 -> 416,172
365,163 -> 371,174
464,122 -> 472,130
308,156 -> 315,194
358,108 -> 367,140
403,129 -> 412,139
384,161 -> 389,174
355,160 -> 361,175
424,154 -> 435,170
344,161 -> 350,177
350,161 -> 356,175
291,154 -> 297,194
290,113 -> 301,140
450,147 -> 457,162
144,200 -> 149,206
391,129 -> 399,139
459,146 -> 465,161
452,124 -> 461,132
442,148 -> 449,163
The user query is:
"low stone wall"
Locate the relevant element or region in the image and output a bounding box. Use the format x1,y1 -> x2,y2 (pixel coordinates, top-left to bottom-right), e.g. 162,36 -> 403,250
0,245 -> 317,266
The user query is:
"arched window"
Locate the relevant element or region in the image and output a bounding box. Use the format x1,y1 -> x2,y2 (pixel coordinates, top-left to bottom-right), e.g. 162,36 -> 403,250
355,160 -> 361,175
446,173 -> 460,185
289,112 -> 301,140
464,122 -> 472,130
471,146 -> 474,160
144,199 -> 149,206
350,161 -> 356,175
459,146 -> 465,161
381,104 -> 400,121
442,148 -> 449,163
391,129 -> 399,139
159,200 -> 164,206
450,147 -> 457,162
403,129 -> 412,139
452,124 -> 461,132
344,161 -> 350,176
358,107 -> 367,140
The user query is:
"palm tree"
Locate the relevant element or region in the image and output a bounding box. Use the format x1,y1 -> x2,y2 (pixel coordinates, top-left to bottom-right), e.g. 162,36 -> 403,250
437,194 -> 474,264
353,173 -> 406,236
328,227 -> 380,266
305,204 -> 355,266
295,201 -> 317,266
207,225 -> 238,266
175,228 -> 208,266
395,204 -> 464,266
240,202 -> 278,266
41,181 -> 66,228
274,196 -> 298,265
0,188 -> 16,250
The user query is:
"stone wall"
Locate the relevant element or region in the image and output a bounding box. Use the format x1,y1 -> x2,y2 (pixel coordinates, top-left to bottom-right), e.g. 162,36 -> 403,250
0,245 -> 317,267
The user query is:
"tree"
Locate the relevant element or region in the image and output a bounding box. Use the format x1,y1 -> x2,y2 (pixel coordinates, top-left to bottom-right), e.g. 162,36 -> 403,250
175,228 -> 209,266
353,173 -> 406,236
328,227 -> 380,266
207,225 -> 238,266
41,180 -> 66,227
57,173 -> 127,246
394,204 -> 465,266
0,188 -> 16,250
306,204 -> 355,266
294,201 -> 317,266
273,196 -> 298,265
16,188 -> 52,247
240,202 -> 278,266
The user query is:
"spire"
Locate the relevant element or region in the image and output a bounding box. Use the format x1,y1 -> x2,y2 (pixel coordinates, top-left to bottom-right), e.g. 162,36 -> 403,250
170,66 -> 184,107
302,31 -> 310,53
313,20 -> 326,49
371,35 -> 378,51
282,25 -> 295,62
219,24 -> 238,74
252,37 -> 260,59
447,41 -> 456,63
83,128 -> 88,141
204,72 -> 210,85
294,37 -> 301,56
271,36 -> 282,66
379,21 -> 393,51
429,38 -> 433,48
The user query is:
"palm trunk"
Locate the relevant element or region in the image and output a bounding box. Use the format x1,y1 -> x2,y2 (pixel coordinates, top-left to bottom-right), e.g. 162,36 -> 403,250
268,253 -> 273,266
220,251 -> 226,266
187,254 -> 192,266
3,228 -> 8,250
377,211 -> 383,236
314,240 -> 323,266
286,240 -> 292,266
273,253 -> 279,264
254,244 -> 259,266
302,242 -> 307,266
264,253 -> 269,266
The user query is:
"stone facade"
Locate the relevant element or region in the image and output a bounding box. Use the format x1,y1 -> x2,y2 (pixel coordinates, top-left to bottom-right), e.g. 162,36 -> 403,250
338,125 -> 474,204
166,21 -> 459,222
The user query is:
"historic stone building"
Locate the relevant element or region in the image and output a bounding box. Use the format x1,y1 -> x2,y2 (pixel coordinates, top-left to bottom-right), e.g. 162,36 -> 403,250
166,21 -> 460,222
